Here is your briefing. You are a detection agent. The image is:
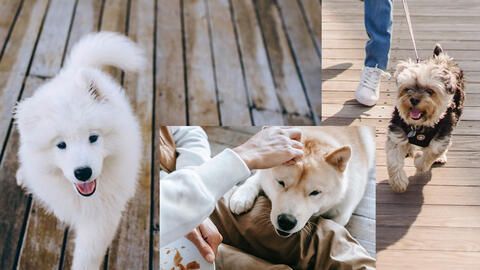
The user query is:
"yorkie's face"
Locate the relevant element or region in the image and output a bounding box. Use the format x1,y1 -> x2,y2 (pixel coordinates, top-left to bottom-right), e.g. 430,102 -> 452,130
394,45 -> 458,127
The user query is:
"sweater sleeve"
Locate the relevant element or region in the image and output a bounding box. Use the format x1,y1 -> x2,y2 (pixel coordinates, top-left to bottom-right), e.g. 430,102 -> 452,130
170,126 -> 211,169
160,148 -> 251,247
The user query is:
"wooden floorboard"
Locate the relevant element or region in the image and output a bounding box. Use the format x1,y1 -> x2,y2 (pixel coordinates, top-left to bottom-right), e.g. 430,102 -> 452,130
0,0 -> 157,268
322,0 -> 480,268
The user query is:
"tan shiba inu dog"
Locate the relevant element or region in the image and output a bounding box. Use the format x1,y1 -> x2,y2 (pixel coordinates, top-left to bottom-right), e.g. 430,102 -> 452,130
229,127 -> 375,237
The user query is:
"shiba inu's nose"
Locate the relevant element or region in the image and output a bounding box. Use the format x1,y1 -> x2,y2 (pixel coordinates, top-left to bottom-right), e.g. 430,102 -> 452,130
74,167 -> 92,181
277,214 -> 297,231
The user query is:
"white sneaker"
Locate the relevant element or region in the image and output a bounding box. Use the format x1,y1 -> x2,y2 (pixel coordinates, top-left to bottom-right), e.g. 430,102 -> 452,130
355,66 -> 391,106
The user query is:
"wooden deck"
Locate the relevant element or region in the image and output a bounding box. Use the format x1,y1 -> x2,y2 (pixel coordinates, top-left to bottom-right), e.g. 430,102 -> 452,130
0,0 -> 159,269
322,0 -> 480,268
204,126 -> 376,257
158,0 -> 322,126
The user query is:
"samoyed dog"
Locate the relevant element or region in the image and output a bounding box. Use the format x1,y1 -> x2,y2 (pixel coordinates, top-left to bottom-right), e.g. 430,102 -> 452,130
14,32 -> 144,269
229,127 -> 374,237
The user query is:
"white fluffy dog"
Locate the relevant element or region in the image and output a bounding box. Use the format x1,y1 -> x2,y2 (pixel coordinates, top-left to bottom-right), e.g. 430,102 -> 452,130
14,32 -> 144,269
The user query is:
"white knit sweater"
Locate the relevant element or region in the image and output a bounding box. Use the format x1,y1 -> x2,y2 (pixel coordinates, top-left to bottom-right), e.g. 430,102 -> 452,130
160,127 -> 251,247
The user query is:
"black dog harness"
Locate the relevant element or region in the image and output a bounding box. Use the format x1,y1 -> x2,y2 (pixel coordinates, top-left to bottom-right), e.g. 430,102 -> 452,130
402,125 -> 438,147
390,106 -> 456,148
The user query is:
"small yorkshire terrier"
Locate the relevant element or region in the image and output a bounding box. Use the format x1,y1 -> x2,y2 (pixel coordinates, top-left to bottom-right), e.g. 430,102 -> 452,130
386,44 -> 465,192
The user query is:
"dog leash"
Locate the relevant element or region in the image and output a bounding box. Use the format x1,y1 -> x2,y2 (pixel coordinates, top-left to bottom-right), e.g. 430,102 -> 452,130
402,0 -> 420,63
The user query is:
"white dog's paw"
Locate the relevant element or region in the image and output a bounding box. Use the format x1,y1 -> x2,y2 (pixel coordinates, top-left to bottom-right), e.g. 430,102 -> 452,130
229,187 -> 257,215
16,168 -> 24,187
389,171 -> 409,193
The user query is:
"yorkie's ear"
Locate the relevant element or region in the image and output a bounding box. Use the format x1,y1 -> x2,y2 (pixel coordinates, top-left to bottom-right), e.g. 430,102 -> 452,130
433,44 -> 443,57
394,60 -> 415,82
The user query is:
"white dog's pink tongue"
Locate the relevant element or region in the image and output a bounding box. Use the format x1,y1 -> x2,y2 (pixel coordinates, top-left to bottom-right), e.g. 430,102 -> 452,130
410,109 -> 422,119
75,180 -> 96,196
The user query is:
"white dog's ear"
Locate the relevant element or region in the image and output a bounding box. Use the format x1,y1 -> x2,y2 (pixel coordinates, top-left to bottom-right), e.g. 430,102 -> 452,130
324,146 -> 351,173
75,69 -> 105,101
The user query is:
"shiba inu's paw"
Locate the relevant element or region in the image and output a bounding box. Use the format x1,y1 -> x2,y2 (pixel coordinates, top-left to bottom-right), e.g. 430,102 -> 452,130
388,171 -> 409,193
229,187 -> 257,215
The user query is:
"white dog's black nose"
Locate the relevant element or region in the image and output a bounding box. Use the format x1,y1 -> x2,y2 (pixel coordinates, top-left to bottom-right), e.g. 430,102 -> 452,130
74,167 -> 92,181
410,98 -> 420,106
277,214 -> 297,231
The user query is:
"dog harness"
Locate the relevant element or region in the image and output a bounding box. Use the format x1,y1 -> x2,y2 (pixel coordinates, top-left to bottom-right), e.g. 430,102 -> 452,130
403,125 -> 437,148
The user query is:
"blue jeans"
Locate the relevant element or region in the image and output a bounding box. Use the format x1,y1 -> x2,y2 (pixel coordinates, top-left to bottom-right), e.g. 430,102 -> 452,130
364,0 -> 393,71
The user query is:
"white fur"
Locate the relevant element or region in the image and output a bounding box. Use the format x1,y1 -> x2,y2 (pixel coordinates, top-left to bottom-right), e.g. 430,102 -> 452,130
14,32 -> 144,270
230,127 -> 374,235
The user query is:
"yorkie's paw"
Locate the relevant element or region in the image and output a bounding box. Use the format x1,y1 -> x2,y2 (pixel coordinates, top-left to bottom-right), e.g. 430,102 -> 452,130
389,171 -> 409,193
434,153 -> 448,165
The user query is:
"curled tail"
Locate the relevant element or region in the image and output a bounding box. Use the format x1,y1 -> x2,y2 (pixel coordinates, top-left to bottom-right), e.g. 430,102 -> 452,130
65,31 -> 146,72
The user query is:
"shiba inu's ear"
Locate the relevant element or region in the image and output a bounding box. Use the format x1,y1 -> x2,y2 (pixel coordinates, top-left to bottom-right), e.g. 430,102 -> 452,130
325,146 -> 351,172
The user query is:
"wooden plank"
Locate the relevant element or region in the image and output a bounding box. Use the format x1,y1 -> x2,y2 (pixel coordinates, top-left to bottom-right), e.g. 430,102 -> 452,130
0,0 -> 22,58
376,149 -> 480,168
378,226 -> 480,252
230,0 -> 283,125
375,134 -> 480,152
377,184 -> 480,206
156,0 -> 187,125
107,0 -> 154,268
298,0 -> 322,51
255,0 -> 313,124
29,0 -> 76,77
376,166 -> 480,186
377,204 -> 480,228
100,0 -> 128,80
277,0 -> 322,121
207,0 -> 251,125
184,0 -> 219,125
0,0 -> 49,156
17,201 -> 66,269
0,2 -> 50,268
65,0 -> 103,54
377,250 -> 480,270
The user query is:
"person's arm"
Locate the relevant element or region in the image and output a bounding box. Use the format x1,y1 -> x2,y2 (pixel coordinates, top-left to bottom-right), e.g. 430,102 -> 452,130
170,126 -> 211,168
160,127 -> 304,247
160,148 -> 251,247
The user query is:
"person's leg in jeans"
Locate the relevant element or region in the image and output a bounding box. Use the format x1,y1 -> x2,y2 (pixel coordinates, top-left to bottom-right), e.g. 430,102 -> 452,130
355,0 -> 393,106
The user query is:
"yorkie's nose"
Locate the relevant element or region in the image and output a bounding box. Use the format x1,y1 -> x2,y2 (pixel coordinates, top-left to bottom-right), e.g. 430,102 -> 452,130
410,98 -> 420,106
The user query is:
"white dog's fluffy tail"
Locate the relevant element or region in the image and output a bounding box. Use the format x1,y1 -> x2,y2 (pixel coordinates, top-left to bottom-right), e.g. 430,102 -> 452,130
65,32 -> 146,72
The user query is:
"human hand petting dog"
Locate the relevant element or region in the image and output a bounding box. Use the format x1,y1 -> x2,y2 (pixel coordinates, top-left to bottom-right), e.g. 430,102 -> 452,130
233,127 -> 304,170
185,218 -> 223,264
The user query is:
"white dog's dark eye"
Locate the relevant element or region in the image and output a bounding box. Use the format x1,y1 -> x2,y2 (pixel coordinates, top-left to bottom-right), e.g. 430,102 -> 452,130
89,135 -> 99,143
426,89 -> 434,95
277,180 -> 285,188
56,142 -> 66,149
309,190 -> 321,196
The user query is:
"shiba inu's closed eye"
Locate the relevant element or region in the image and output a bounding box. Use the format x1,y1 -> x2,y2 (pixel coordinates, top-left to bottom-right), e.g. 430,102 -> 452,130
276,179 -> 285,187
309,190 -> 321,196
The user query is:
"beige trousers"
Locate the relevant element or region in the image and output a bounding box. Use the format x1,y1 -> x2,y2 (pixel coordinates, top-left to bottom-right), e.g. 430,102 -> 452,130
211,194 -> 375,270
